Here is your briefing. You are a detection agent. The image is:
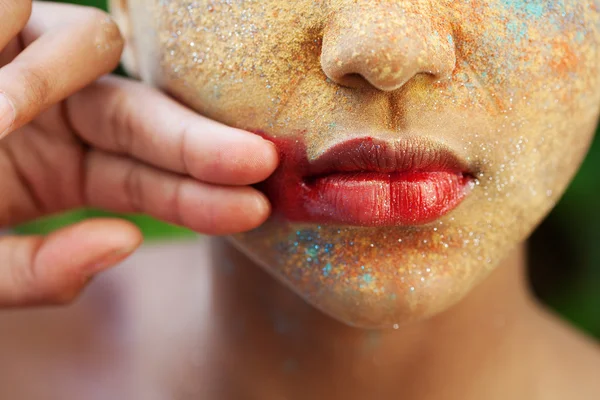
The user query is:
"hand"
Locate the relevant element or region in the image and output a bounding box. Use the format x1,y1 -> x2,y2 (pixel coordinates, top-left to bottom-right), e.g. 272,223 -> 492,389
0,1 -> 278,307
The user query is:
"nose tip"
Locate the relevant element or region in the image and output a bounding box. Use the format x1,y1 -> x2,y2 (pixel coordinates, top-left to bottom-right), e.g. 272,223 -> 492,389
320,7 -> 456,92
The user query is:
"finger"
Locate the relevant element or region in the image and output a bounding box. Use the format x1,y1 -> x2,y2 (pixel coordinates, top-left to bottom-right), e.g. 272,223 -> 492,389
84,150 -> 271,235
66,76 -> 279,186
0,0 -> 31,51
0,218 -> 142,307
0,2 -> 124,138
0,37 -> 23,68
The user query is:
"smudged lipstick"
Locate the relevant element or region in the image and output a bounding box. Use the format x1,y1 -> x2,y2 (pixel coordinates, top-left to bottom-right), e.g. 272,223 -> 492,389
258,136 -> 475,226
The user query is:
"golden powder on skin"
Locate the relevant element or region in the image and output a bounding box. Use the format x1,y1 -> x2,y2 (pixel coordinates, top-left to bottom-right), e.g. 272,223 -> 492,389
125,0 -> 600,327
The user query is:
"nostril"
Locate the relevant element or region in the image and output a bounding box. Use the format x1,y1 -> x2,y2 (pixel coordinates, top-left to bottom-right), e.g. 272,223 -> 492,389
335,73 -> 373,89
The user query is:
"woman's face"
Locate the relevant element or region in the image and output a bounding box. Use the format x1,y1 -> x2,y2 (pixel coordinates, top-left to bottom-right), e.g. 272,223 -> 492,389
114,0 -> 600,328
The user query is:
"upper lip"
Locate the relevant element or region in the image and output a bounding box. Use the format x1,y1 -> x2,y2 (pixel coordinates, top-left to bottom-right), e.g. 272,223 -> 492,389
305,137 -> 473,178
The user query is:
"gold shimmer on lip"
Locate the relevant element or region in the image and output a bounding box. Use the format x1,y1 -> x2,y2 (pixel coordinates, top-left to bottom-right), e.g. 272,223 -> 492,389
145,0 -> 600,328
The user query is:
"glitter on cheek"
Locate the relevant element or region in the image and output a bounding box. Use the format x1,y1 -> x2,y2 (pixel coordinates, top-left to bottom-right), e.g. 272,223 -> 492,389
138,0 -> 600,327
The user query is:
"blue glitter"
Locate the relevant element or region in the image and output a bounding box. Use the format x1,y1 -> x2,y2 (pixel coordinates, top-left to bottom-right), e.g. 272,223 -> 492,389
322,263 -> 332,277
506,20 -> 527,43
305,247 -> 318,258
502,0 -> 545,19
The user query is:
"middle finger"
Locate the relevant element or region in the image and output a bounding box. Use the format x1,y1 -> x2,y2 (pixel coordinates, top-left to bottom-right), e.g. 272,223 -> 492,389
84,150 -> 272,235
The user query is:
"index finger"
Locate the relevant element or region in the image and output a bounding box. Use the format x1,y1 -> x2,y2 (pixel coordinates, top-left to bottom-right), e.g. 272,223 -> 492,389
0,3 -> 124,137
65,76 -> 279,186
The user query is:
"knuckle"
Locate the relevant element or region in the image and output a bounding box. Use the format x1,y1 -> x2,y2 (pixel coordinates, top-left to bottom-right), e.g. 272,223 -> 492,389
9,262 -> 38,301
6,245 -> 45,304
178,120 -> 225,180
198,199 -> 221,235
178,121 -> 194,175
17,65 -> 52,109
207,147 -> 228,178
123,163 -> 144,213
3,237 -> 83,307
169,180 -> 186,227
106,86 -> 135,153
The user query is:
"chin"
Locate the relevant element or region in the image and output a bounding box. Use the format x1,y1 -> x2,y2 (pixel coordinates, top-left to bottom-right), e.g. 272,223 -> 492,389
114,0 -> 600,330
293,276 -> 475,329
229,215 -> 500,329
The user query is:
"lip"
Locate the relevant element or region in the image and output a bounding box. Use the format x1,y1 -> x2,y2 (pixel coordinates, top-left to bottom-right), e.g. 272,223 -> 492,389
260,135 -> 475,227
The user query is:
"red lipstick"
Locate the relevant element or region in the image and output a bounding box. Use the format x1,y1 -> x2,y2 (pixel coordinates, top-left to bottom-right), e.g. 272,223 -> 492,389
258,135 -> 474,226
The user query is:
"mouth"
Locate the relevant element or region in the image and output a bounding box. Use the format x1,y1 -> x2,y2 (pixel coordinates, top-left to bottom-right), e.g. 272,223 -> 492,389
260,136 -> 475,227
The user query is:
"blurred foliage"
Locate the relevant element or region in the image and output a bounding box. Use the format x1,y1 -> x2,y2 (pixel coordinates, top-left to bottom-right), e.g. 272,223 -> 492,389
30,0 -> 599,338
63,0 -> 105,7
16,209 -> 196,240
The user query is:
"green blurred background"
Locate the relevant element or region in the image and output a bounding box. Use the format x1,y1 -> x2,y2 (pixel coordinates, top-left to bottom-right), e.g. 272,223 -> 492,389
23,0 -> 599,338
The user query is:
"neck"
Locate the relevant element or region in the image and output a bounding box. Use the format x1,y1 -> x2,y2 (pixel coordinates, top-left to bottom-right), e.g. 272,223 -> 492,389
207,238 -> 538,399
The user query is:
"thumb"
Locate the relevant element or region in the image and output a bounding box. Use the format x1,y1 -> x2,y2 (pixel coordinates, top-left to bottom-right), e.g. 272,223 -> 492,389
0,218 -> 142,307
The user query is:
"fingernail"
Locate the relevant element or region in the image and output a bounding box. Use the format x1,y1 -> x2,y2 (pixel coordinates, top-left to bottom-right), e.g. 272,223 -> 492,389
263,138 -> 279,154
0,93 -> 15,139
86,247 -> 135,274
253,192 -> 271,216
256,138 -> 280,166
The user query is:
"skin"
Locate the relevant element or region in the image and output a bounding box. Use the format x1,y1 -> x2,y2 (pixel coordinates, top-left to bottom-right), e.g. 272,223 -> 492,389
0,1 -> 277,306
117,0 -> 600,327
0,1 -> 599,399
114,0 -> 600,397
1,240 -> 599,399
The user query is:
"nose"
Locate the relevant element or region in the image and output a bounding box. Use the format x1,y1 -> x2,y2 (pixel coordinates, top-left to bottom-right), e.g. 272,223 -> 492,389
320,2 -> 456,92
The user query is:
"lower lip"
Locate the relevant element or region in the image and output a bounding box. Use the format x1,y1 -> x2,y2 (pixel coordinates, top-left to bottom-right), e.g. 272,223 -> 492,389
267,171 -> 472,227
252,131 -> 473,227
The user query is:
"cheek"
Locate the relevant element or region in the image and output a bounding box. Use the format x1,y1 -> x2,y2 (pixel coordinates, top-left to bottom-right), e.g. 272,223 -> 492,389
449,0 -> 599,112
148,0 -> 326,128
438,1 -> 600,194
